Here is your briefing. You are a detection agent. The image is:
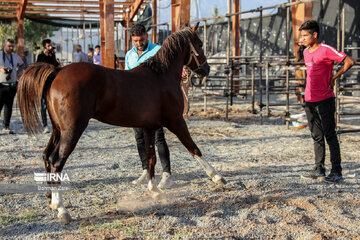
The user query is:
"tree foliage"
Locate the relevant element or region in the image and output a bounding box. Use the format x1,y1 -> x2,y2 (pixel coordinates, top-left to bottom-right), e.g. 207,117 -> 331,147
212,6 -> 225,24
0,19 -> 59,51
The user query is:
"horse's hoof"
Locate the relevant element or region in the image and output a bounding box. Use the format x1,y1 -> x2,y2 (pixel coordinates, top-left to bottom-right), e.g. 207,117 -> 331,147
152,191 -> 161,199
149,185 -> 163,199
49,203 -> 59,210
58,212 -> 71,225
213,175 -> 227,185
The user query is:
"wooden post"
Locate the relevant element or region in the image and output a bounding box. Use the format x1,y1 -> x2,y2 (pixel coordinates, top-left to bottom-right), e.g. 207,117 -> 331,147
126,0 -> 144,52
232,0 -> 240,57
90,23 -> 93,47
71,26 -> 74,62
77,25 -> 79,44
152,0 -> 157,43
292,0 -> 312,104
232,0 -> 240,92
83,22 -> 86,51
291,0 -> 312,60
60,28 -> 63,62
171,0 -> 190,33
66,27 -> 69,63
116,22 -> 119,55
99,0 -> 106,66
225,0 -> 231,120
104,0 -> 114,68
16,0 -> 28,61
125,10 -> 130,53
203,20 -> 207,112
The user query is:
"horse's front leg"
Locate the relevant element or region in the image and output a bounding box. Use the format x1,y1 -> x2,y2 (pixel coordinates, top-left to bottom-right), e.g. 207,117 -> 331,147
143,128 -> 162,197
166,118 -> 226,185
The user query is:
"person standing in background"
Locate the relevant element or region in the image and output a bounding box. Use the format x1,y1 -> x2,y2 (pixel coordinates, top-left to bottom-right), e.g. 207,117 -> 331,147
75,45 -> 90,63
37,39 -> 59,134
0,39 -> 25,134
93,45 -> 101,65
88,48 -> 94,63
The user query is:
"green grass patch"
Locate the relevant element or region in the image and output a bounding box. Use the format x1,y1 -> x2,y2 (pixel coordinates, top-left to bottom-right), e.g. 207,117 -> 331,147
80,219 -> 140,237
0,209 -> 45,226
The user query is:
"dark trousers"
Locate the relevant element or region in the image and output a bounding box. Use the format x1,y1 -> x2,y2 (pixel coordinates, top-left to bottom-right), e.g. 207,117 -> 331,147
41,97 -> 47,127
133,127 -> 171,173
304,97 -> 342,174
0,84 -> 17,128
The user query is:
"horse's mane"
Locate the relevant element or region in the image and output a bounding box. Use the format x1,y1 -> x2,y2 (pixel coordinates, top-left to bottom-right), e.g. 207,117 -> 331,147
144,27 -> 195,73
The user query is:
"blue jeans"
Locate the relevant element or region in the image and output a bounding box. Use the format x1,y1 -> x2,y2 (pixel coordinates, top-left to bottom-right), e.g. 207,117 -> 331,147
41,97 -> 47,127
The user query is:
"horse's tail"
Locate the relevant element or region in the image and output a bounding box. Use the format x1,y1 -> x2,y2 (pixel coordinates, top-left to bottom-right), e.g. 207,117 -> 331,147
17,62 -> 60,135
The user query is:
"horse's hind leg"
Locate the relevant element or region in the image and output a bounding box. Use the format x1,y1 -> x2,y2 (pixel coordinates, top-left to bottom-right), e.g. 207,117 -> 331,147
166,119 -> 226,185
143,129 -> 162,196
48,121 -> 88,224
43,129 -> 61,200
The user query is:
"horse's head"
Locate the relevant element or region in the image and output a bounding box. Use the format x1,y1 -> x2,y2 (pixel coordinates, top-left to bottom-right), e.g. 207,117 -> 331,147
185,23 -> 210,78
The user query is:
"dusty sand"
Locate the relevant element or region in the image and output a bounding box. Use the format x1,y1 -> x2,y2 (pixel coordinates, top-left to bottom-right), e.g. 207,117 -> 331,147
0,93 -> 359,239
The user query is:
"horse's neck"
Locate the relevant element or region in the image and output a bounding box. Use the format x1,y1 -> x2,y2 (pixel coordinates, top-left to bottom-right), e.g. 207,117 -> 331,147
165,51 -> 187,83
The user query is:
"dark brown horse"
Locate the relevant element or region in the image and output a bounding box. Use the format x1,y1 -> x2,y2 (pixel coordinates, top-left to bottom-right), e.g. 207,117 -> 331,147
17,24 -> 225,224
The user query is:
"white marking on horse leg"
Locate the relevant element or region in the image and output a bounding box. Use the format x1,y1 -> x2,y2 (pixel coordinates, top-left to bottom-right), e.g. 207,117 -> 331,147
50,190 -> 61,210
50,189 -> 71,224
194,155 -> 226,185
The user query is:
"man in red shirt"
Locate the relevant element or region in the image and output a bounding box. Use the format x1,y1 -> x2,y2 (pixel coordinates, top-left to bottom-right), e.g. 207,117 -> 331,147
299,20 -> 355,182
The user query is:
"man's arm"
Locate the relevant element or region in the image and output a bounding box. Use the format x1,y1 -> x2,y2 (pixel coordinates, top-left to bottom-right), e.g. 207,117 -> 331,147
124,52 -> 130,70
0,54 -> 6,74
329,56 -> 355,89
51,54 -> 60,67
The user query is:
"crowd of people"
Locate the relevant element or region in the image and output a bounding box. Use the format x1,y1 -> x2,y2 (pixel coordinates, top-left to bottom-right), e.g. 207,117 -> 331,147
0,38 -> 108,134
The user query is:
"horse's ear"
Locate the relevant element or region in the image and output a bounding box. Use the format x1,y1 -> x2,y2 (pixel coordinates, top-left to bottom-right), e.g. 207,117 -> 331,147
192,22 -> 200,32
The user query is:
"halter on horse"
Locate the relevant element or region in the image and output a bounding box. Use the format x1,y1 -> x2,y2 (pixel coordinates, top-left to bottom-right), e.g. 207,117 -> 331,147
17,23 -> 225,224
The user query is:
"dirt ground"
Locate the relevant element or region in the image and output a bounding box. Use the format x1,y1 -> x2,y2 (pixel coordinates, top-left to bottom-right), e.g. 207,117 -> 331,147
0,93 -> 360,239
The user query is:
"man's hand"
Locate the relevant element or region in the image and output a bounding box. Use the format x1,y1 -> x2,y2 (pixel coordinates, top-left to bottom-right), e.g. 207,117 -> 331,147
182,66 -> 190,78
44,49 -> 51,56
328,78 -> 335,89
0,68 -> 7,74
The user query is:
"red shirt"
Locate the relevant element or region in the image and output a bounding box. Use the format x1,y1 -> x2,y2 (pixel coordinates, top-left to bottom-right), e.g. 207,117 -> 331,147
303,43 -> 346,102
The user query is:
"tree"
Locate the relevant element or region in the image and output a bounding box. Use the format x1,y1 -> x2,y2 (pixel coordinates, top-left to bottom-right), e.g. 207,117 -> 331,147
0,19 -> 59,51
212,6 -> 224,24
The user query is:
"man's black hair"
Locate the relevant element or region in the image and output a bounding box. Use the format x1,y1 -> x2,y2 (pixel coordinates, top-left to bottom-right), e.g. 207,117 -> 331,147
42,39 -> 51,48
299,20 -> 320,36
6,39 -> 15,44
130,24 -> 146,37
95,45 -> 100,49
88,47 -> 94,52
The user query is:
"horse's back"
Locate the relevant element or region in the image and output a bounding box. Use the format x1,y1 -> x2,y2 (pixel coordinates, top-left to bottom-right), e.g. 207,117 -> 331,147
48,63 -> 182,129
48,63 -> 106,125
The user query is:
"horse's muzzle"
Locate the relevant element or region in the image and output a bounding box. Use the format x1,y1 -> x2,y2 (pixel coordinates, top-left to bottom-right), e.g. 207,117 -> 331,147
194,61 -> 210,78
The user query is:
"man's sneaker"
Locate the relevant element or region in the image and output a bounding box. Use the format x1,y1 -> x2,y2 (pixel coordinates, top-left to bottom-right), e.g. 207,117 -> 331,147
324,172 -> 343,183
301,170 -> 325,179
158,172 -> 174,189
43,126 -> 50,134
2,127 -> 14,134
132,169 -> 148,185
